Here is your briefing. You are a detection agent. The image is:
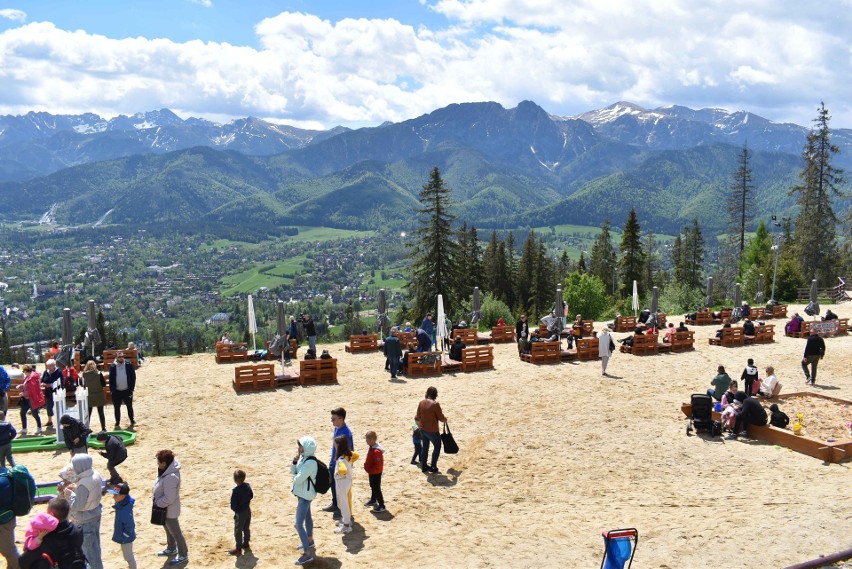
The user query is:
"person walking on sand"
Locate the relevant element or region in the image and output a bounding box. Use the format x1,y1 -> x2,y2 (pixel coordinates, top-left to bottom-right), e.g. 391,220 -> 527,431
415,386 -> 447,474
153,449 -> 188,566
322,408 -> 354,521
802,331 -> 825,385
291,436 -> 318,565
109,352 -> 136,429
228,469 -> 253,557
18,364 -> 44,436
598,325 -> 615,376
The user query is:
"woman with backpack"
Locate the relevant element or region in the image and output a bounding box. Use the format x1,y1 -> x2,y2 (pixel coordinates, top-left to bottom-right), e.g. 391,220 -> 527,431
291,435 -> 319,565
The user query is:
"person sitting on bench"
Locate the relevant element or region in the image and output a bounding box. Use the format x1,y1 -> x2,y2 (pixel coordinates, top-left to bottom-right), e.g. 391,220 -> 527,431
449,337 -> 465,361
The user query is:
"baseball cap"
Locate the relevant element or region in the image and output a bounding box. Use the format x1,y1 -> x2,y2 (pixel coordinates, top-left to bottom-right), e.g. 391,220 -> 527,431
107,482 -> 130,495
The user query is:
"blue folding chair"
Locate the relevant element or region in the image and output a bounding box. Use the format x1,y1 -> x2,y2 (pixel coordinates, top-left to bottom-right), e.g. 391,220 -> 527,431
600,528 -> 638,569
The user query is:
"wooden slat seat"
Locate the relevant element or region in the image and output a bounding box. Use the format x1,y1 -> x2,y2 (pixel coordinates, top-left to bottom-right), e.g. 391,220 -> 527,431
397,331 -> 417,351
667,331 -> 695,352
685,311 -> 713,326
745,324 -> 775,344
838,318 -> 849,335
233,364 -> 276,392
298,359 -> 338,386
619,334 -> 659,355
407,352 -> 443,377
770,305 -> 788,319
708,327 -> 744,347
490,326 -> 515,343
575,337 -> 600,361
101,349 -> 139,370
441,355 -> 462,373
461,346 -> 494,372
215,343 -> 249,364
614,316 -> 637,332
344,334 -> 379,353
520,341 -> 561,365
713,308 -> 733,324
452,328 -> 479,345
748,307 -> 766,320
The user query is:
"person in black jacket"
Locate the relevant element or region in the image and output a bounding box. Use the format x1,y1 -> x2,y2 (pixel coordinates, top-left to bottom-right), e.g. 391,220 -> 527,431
108,352 -> 136,429
96,432 -> 128,484
727,395 -> 768,440
59,415 -> 91,456
19,497 -> 86,569
228,470 -> 253,557
40,360 -> 64,430
302,315 -> 317,354
515,315 -> 529,355
449,337 -> 465,361
802,332 -> 826,385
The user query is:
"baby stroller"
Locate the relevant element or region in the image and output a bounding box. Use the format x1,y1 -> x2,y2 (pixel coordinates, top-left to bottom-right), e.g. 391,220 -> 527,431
686,393 -> 721,436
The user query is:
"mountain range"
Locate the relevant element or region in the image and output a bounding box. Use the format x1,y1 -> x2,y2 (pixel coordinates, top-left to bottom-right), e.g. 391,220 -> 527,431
1,101 -> 849,235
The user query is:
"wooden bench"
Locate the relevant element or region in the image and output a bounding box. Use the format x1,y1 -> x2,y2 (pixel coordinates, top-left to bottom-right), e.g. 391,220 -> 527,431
748,307 -> 766,320
102,349 -> 139,369
461,346 -> 494,372
770,305 -> 788,319
407,352 -> 443,377
713,308 -> 733,324
620,334 -> 659,355
233,364 -> 277,392
575,338 -> 600,361
569,321 -> 595,337
441,355 -> 462,373
298,359 -> 338,386
7,376 -> 25,407
709,327 -> 744,347
344,334 -> 379,353
397,331 -> 417,350
614,316 -> 637,333
214,343 -> 249,364
520,341 -> 562,365
685,311 -> 713,326
667,331 -> 695,352
744,324 -> 775,344
452,328 -> 479,345
838,318 -> 849,335
490,326 -> 515,343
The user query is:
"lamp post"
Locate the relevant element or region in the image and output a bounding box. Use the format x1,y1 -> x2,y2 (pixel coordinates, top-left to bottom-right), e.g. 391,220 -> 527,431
604,260 -> 616,296
770,244 -> 779,302
769,215 -> 788,302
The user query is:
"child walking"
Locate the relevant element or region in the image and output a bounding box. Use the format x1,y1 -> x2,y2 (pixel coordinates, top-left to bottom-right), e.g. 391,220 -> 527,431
108,482 -> 136,569
0,411 -> 17,469
228,469 -> 253,556
333,434 -> 359,534
410,418 -> 422,465
363,431 -> 385,513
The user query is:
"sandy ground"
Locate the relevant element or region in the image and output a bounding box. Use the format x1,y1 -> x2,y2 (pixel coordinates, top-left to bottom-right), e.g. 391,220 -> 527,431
12,303 -> 852,569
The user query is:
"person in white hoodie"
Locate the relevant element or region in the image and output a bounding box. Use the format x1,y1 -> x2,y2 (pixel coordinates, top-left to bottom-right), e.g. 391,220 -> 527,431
291,435 -> 319,566
63,453 -> 105,569
598,325 -> 615,376
332,435 -> 359,535
153,449 -> 188,565
740,358 -> 759,397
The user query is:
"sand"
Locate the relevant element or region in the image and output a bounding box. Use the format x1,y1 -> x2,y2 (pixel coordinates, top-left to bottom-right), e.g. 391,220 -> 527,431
13,303 -> 852,569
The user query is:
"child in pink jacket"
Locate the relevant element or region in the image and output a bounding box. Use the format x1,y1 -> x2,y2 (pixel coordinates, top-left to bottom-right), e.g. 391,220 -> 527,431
24,512 -> 59,551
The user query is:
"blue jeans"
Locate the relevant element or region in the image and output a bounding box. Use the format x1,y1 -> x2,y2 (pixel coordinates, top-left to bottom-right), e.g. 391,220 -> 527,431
329,463 -> 339,510
79,516 -> 103,569
308,336 -> 317,353
420,430 -> 442,469
389,357 -> 400,377
294,497 -> 313,550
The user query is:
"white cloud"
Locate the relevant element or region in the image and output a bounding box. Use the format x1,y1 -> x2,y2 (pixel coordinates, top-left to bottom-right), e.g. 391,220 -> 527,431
0,2 -> 850,128
0,8 -> 26,21
187,0 -> 212,7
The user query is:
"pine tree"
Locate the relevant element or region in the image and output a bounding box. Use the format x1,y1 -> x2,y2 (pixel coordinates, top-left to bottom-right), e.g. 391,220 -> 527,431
671,233 -> 685,285
618,208 -> 646,295
482,230 -> 500,294
684,219 -> 705,290
0,315 -> 11,364
589,220 -> 616,285
643,231 -> 661,290
504,232 -> 517,310
578,252 -> 586,273
790,102 -> 846,285
557,250 -> 572,281
728,144 -> 755,266
407,167 -> 461,317
463,225 -> 483,292
516,232 -> 537,316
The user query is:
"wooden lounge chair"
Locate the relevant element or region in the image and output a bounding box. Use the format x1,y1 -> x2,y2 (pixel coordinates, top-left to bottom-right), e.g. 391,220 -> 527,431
575,338 -> 600,361
520,341 -> 561,364
667,331 -> 695,352
461,346 -> 494,372
214,343 -> 249,364
614,316 -> 638,333
490,326 -> 515,343
233,364 -> 277,393
344,334 -> 379,353
619,334 -> 659,355
407,352 -> 443,377
708,327 -> 744,347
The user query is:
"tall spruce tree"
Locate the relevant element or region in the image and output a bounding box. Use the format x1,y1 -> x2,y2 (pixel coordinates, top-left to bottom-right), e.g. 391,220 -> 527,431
790,102 -> 846,285
684,219 -> 705,290
407,167 -> 460,317
618,208 -> 646,296
589,220 -> 616,286
728,143 -> 755,267
482,230 -> 500,294
516,232 -> 537,316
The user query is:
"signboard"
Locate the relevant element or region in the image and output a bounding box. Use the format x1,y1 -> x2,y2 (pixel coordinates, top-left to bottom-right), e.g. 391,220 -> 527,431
810,321 -> 839,337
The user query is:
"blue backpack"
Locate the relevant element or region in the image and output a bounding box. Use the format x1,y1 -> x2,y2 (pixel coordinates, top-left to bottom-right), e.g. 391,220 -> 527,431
0,465 -> 36,522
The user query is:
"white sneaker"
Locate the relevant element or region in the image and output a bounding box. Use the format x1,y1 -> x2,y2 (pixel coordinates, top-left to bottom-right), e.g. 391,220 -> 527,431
35,429 -> 43,435
334,524 -> 352,534
18,430 -> 26,437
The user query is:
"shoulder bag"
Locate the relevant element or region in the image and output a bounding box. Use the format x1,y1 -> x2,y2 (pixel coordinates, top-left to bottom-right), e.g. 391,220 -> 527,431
441,423 -> 459,454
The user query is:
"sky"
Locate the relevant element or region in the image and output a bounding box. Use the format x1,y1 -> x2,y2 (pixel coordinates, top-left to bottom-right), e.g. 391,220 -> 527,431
1,0 -> 851,130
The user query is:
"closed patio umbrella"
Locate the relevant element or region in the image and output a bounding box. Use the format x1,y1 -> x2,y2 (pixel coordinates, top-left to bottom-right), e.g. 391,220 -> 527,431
632,280 -> 639,316
469,287 -> 482,326
437,295 -> 448,353
704,277 -> 713,308
553,286 -> 565,334
648,286 -> 659,328
268,300 -> 288,361
247,295 -> 257,352
754,274 -> 765,304
84,299 -> 101,358
731,283 -> 742,322
376,288 -> 390,336
804,279 -> 820,317
276,300 -> 286,336
62,308 -> 73,346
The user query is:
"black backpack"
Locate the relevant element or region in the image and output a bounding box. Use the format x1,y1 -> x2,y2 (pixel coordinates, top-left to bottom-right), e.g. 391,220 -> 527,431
305,457 -> 331,494
0,465 -> 36,521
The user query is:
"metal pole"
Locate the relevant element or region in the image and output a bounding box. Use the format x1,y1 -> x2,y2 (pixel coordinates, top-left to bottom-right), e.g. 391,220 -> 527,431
771,243 -> 779,301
